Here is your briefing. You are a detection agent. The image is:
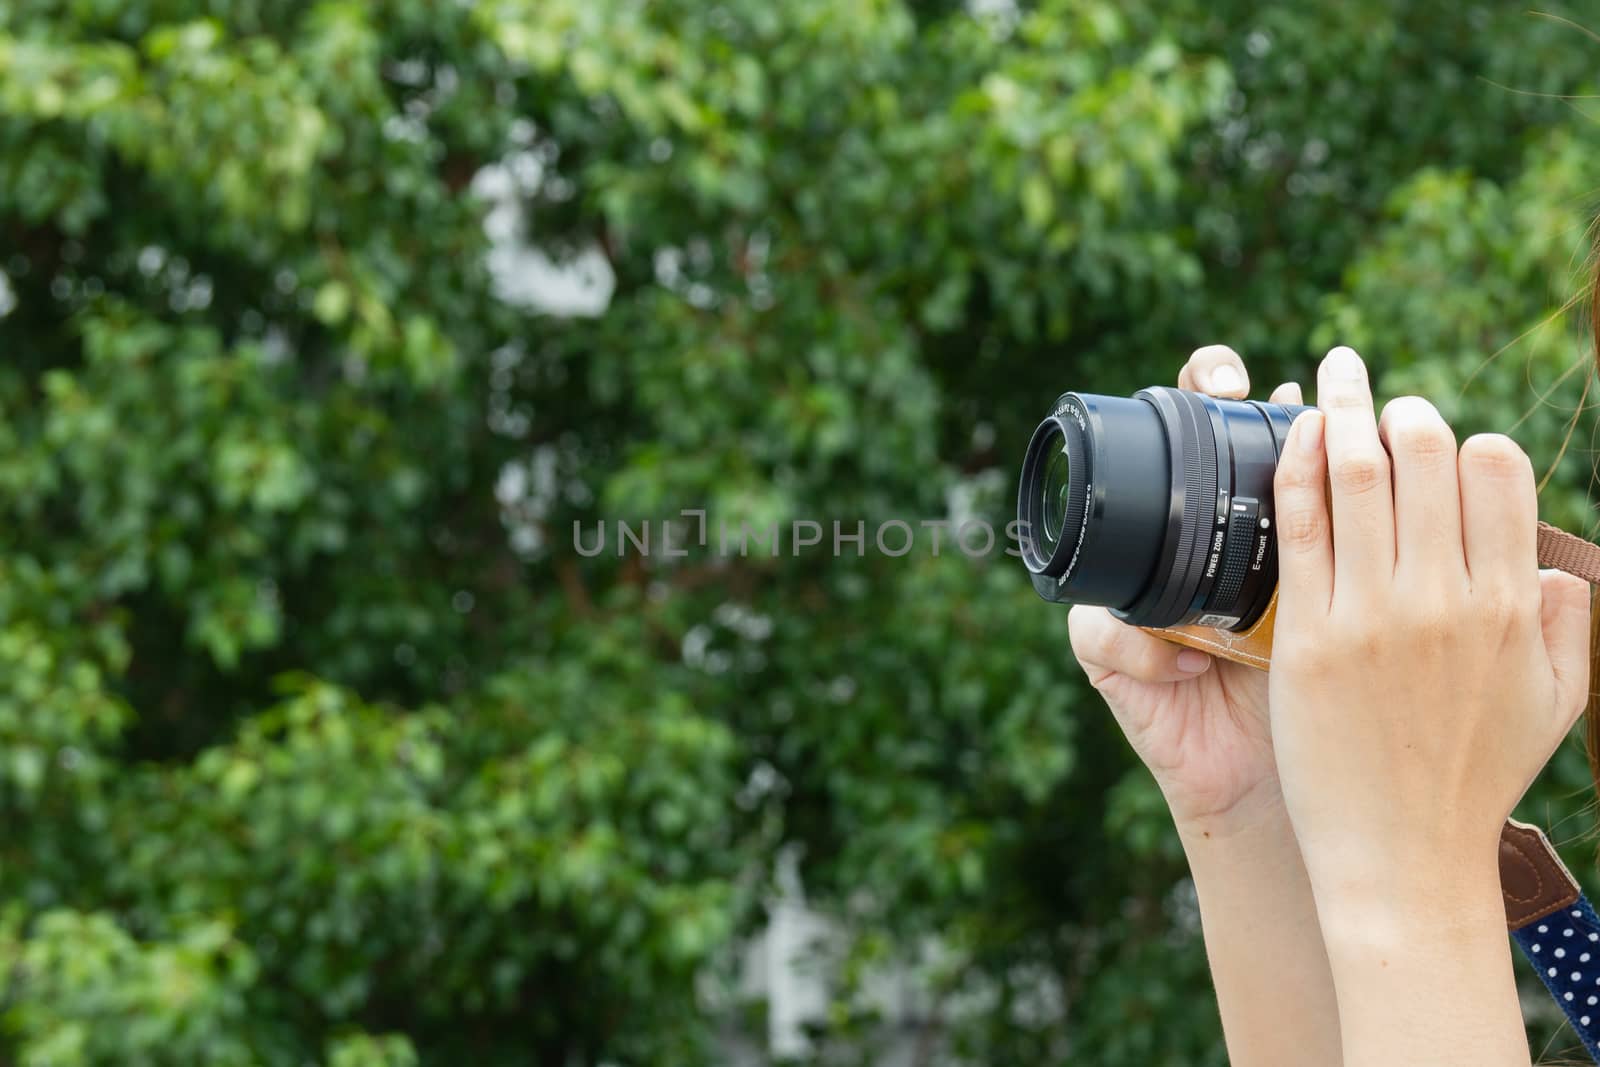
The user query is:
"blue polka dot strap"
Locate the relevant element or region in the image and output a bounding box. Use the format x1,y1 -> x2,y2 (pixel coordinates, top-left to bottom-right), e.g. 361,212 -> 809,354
1502,819 -> 1600,1060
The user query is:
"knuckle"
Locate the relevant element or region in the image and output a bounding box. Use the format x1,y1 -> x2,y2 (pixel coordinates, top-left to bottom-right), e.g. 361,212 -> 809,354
1321,389 -> 1371,412
1477,596 -> 1513,633
1332,617 -> 1386,660
1459,433 -> 1531,480
1331,453 -> 1388,496
1278,504 -> 1325,550
1382,397 -> 1455,463
1273,451 -> 1317,491
1395,598 -> 1457,645
1509,585 -> 1542,624
1394,425 -> 1456,464
1478,585 -> 1537,629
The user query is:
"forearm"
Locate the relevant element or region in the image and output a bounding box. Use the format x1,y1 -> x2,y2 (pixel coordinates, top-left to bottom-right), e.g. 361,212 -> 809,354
1313,849 -> 1529,1067
1178,792 -> 1342,1067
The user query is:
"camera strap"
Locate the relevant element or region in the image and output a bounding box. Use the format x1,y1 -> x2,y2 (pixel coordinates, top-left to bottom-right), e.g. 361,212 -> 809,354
1504,523 -> 1600,1058
1538,521 -> 1600,583
1504,820 -> 1600,1060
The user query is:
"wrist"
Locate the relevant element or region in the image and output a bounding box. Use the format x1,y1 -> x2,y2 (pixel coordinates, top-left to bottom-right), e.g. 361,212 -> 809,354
1176,784 -> 1310,896
1313,844 -> 1504,962
1310,846 -> 1530,1067
1172,774 -> 1291,848
1293,801 -> 1505,904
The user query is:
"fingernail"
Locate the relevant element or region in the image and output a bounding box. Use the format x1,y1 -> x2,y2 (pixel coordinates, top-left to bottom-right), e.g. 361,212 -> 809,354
1296,411 -> 1324,454
1323,346 -> 1365,379
1209,365 -> 1244,393
1176,649 -> 1211,673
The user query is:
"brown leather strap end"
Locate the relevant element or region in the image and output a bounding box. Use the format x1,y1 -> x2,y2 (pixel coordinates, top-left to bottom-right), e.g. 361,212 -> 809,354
1538,521 -> 1600,584
1501,818 -> 1582,930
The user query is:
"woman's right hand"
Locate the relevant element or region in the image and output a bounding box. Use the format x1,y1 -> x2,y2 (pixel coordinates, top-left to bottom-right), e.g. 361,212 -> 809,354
1068,345 -> 1302,830
1069,346 -> 1344,1067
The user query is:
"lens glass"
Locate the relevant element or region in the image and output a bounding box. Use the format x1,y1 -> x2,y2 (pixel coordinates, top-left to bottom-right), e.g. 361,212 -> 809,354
1039,432 -> 1071,554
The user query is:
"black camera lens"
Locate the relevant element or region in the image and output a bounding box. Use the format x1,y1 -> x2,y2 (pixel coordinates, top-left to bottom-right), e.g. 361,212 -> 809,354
1016,387 -> 1311,631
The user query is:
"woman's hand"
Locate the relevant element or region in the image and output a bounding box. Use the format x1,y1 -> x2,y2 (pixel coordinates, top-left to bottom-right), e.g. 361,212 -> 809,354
1268,345 -> 1591,884
1068,345 -> 1302,828
1267,345 -> 1593,1066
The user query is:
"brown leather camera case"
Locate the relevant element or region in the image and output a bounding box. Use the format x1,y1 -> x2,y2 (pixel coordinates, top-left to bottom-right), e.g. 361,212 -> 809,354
1146,594 -> 1279,671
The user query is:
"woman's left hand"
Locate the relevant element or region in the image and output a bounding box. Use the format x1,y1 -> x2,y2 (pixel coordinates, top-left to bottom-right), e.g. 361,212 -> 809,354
1268,346 -> 1592,882
1267,345 -> 1593,1065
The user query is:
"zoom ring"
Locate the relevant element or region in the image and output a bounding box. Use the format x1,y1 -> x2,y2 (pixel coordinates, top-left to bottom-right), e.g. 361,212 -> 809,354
1153,391 -> 1213,624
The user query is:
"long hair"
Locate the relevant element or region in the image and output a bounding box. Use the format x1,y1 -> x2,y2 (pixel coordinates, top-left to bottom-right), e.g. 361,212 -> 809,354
1581,266 -> 1600,802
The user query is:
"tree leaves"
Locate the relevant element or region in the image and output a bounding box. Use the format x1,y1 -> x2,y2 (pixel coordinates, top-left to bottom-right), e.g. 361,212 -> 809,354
2,2 -> 1599,1064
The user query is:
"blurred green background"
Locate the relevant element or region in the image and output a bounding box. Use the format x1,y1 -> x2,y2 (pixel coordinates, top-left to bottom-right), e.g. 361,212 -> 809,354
3,1 -> 1600,1064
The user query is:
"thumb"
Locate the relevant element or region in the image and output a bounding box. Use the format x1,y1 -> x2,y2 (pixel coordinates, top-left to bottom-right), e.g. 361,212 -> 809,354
1539,568 -> 1594,732
1068,604 -> 1214,687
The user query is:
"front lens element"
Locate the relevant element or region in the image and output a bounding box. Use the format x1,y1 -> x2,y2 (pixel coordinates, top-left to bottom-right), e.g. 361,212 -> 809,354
1039,432 -> 1071,554
1017,413 -> 1090,576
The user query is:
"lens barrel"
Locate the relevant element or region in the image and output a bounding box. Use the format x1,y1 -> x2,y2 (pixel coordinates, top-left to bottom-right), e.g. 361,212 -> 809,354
1016,387 -> 1311,631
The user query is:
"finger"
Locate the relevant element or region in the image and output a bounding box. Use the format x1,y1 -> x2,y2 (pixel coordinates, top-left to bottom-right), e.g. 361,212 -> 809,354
1178,344 -> 1250,398
1538,569 -> 1592,733
1458,433 -> 1538,600
1317,346 -> 1395,596
1271,410 -> 1333,625
1068,605 -> 1213,685
1377,395 -> 1462,581
1269,381 -> 1304,405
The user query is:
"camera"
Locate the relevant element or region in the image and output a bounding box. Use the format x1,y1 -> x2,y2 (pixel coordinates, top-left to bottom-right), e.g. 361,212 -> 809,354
1016,387 -> 1312,631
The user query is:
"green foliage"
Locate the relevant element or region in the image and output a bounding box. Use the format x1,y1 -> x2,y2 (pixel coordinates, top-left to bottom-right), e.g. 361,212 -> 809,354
2,1 -> 1600,1064
0,911 -> 263,1066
